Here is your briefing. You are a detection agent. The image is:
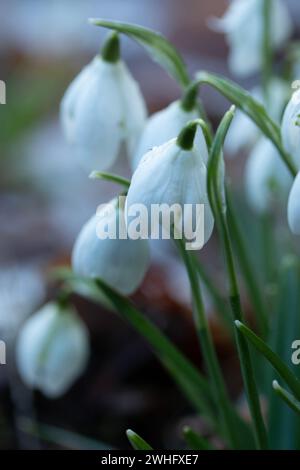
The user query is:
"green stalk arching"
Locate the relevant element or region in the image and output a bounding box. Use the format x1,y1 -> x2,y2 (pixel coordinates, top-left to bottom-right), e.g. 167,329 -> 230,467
207,107 -> 269,450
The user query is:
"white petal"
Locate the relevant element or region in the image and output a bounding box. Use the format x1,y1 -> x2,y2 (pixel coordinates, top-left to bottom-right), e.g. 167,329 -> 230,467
281,88 -> 300,169
60,61 -> 94,142
127,139 -> 214,247
288,172 -> 300,235
72,58 -> 125,172
72,205 -> 150,295
132,101 -> 208,169
117,62 -> 147,158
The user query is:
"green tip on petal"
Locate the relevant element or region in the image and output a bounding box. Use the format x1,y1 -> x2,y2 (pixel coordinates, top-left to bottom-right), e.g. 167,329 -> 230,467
101,32 -> 120,63
176,121 -> 198,150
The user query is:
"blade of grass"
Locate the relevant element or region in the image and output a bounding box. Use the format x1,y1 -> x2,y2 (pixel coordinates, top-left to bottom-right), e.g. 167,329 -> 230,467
273,381 -> 300,416
183,426 -> 214,450
126,430 -> 153,450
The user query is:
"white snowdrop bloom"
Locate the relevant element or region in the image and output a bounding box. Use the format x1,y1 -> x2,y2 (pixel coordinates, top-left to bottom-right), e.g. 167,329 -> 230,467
281,88 -> 300,169
132,100 -> 208,169
226,79 -> 290,156
126,123 -> 214,249
245,138 -> 292,213
60,33 -> 147,173
16,302 -> 89,398
288,172 -> 300,235
72,198 -> 150,295
0,265 -> 45,336
211,0 -> 292,77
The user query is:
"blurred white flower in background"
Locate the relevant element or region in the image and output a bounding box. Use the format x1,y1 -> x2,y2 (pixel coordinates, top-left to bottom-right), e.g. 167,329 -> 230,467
288,172 -> 300,234
210,0 -> 292,77
72,198 -> 150,295
226,79 -> 290,155
132,100 -> 208,169
0,265 -> 45,337
16,302 -> 90,398
245,137 -> 292,213
61,34 -> 147,173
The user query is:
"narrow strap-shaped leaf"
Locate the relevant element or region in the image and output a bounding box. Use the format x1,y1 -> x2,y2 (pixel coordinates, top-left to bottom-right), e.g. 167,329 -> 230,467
196,71 -> 297,177
19,418 -> 113,450
207,106 -> 268,450
89,171 -> 130,189
235,321 -> 300,401
183,426 -> 214,450
126,430 -> 153,450
273,381 -> 300,416
90,19 -> 190,88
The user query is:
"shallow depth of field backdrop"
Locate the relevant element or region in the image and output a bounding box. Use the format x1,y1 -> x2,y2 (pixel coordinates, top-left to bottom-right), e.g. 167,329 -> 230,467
1,0 -> 300,450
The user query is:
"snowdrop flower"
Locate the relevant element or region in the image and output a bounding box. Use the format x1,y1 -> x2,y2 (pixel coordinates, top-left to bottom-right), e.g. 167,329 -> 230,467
226,79 -> 289,155
245,138 -> 292,213
287,172 -> 300,235
132,99 -> 208,169
126,121 -> 214,249
72,197 -> 150,295
16,302 -> 89,398
61,33 -> 147,173
281,88 -> 300,169
211,0 -> 292,77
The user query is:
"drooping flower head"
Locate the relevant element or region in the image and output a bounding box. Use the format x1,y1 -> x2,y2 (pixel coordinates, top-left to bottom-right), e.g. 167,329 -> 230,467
16,302 -> 90,398
288,172 -> 300,235
126,121 -> 214,250
72,197 -> 150,295
61,32 -> 147,172
281,88 -> 300,170
211,0 -> 292,77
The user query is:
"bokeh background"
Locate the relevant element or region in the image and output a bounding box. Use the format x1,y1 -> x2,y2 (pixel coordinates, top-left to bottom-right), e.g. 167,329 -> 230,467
1,0 -> 300,450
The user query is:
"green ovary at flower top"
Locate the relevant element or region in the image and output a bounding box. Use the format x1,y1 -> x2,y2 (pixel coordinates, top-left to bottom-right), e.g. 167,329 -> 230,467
72,197 -> 150,295
16,302 -> 90,399
60,33 -> 147,173
210,0 -> 292,77
126,122 -> 214,249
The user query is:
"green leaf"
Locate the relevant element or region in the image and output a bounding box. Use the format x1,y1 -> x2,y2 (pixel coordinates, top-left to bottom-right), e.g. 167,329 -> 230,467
235,321 -> 300,401
19,418 -> 113,450
196,71 -> 297,177
273,381 -> 300,417
89,171 -> 130,189
90,19 -> 190,88
182,426 -> 214,450
126,430 -> 153,450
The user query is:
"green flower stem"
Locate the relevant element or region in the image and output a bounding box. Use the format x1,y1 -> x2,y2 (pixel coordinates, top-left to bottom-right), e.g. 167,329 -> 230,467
207,107 -> 268,450
262,0 -> 272,102
193,256 -> 233,333
176,239 -> 237,449
226,189 -> 269,338
272,381 -> 300,416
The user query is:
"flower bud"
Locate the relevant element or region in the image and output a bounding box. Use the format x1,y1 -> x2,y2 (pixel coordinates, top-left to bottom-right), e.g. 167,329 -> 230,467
281,88 -> 300,169
72,198 -> 150,295
61,34 -> 147,173
16,302 -> 89,398
288,172 -> 300,235
126,129 -> 214,249
245,138 -> 292,213
210,0 -> 292,77
132,100 -> 208,169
